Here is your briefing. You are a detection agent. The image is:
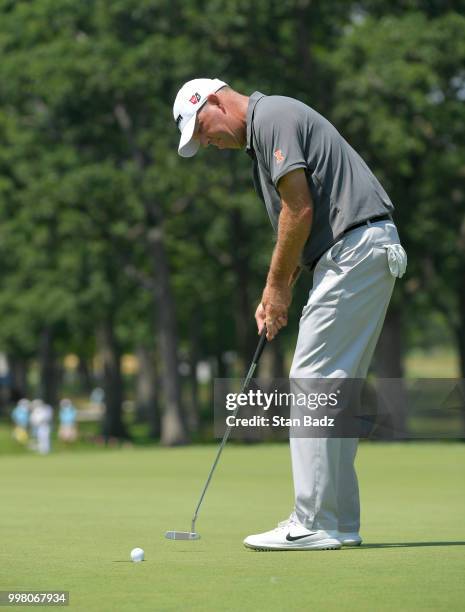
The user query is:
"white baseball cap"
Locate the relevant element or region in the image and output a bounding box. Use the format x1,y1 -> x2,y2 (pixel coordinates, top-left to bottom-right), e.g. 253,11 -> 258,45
173,78 -> 227,157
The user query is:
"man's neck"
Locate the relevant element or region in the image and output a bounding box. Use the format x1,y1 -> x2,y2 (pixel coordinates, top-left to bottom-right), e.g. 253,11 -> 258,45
234,94 -> 249,147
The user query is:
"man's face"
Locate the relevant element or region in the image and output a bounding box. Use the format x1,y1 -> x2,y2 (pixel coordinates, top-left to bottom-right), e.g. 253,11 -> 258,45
193,94 -> 244,150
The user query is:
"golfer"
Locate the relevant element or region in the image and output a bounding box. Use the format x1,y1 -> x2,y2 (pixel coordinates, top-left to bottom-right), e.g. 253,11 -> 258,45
173,78 -> 406,551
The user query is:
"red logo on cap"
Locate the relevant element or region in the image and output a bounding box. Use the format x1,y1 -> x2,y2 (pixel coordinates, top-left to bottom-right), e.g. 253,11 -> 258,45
189,93 -> 201,104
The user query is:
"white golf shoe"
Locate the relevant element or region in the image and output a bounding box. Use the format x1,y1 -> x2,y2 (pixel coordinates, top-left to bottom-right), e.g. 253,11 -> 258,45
338,532 -> 362,546
243,518 -> 341,551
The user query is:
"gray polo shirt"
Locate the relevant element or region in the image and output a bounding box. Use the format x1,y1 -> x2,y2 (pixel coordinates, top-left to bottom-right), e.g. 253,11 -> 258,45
246,92 -> 394,268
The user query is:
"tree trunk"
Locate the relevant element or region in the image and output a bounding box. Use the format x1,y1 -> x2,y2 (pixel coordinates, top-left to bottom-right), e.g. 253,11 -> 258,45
372,305 -> 407,439
230,207 -> 259,366
455,272 -> 465,438
77,355 -> 93,395
374,306 -> 404,378
148,225 -> 188,445
98,321 -> 127,440
135,345 -> 160,439
256,334 -> 284,378
270,335 -> 286,378
38,327 -> 59,407
187,318 -> 200,434
8,355 -> 28,399
112,104 -> 187,445
296,3 -> 313,83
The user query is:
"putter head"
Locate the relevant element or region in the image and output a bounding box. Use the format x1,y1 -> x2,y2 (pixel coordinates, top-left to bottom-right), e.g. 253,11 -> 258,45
165,530 -> 200,541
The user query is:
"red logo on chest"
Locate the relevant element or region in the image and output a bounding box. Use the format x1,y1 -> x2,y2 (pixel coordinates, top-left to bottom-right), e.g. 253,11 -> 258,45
274,149 -> 285,163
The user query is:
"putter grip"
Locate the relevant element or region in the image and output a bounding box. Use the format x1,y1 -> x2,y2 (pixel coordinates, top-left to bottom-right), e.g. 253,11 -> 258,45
252,327 -> 268,365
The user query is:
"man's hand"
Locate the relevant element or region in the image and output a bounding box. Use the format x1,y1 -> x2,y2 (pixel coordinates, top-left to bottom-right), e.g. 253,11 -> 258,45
255,268 -> 300,338
261,282 -> 292,340
255,302 -> 266,335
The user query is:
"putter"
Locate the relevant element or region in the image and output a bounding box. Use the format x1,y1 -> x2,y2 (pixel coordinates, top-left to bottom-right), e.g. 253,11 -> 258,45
165,326 -> 268,541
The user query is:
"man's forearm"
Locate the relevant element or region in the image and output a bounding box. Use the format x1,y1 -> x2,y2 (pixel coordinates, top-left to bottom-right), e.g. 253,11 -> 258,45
259,168 -> 314,340
267,204 -> 312,287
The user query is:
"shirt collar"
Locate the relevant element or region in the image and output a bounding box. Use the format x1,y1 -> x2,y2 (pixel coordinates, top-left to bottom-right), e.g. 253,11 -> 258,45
246,91 -> 266,159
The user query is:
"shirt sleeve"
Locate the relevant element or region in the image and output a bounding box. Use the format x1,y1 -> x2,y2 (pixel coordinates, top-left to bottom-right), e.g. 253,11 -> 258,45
254,103 -> 308,189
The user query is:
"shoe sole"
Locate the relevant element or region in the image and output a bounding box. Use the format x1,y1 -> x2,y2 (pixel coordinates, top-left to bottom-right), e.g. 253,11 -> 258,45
244,539 -> 342,552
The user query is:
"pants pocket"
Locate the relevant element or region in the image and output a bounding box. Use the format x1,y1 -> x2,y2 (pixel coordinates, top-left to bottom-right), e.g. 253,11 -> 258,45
376,244 -> 407,278
327,237 -> 374,274
325,239 -> 345,271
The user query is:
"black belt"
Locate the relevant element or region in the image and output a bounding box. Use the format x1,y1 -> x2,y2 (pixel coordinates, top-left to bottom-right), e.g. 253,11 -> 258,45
342,213 -> 392,236
308,213 -> 393,271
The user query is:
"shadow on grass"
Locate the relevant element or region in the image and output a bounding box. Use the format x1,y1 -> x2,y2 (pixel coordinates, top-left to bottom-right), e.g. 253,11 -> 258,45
359,541 -> 465,549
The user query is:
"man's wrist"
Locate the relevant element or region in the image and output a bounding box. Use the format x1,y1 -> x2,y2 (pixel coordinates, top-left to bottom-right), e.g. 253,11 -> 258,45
266,271 -> 292,288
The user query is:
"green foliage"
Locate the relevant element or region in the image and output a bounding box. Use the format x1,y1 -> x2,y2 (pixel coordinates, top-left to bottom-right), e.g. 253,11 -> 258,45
329,11 -> 465,340
0,0 -> 464,393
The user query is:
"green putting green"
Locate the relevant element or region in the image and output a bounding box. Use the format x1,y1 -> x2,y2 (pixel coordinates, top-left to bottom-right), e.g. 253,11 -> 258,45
1,443 -> 464,611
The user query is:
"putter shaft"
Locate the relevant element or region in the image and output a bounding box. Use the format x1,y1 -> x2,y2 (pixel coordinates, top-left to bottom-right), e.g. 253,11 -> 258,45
190,328 -> 268,534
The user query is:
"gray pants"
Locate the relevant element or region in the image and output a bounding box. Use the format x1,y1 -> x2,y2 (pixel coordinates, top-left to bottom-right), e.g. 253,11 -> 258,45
289,219 -> 404,532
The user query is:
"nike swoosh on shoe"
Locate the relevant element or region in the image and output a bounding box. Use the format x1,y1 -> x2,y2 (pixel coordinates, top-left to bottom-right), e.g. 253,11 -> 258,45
285,532 -> 317,542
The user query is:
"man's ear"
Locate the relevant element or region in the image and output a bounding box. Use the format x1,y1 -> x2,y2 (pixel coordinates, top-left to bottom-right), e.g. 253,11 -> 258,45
206,92 -> 224,111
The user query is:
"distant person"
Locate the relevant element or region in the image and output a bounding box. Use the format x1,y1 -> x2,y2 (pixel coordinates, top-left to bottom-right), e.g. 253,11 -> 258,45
11,398 -> 30,444
58,398 -> 78,442
173,79 -> 407,551
30,399 -> 53,455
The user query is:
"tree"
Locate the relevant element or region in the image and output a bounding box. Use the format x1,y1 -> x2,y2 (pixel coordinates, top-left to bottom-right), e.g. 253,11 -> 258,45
330,11 -> 465,377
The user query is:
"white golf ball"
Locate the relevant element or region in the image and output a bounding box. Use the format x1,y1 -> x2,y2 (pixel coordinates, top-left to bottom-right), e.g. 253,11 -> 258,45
130,547 -> 145,563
